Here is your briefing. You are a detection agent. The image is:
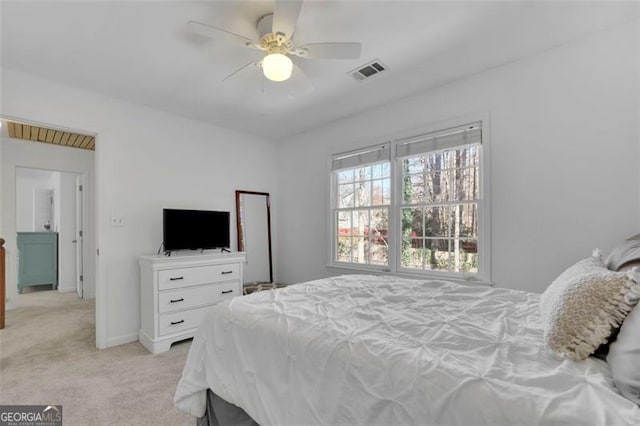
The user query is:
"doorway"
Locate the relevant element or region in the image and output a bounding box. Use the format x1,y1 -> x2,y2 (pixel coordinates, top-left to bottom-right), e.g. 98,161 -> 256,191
16,167 -> 84,298
15,167 -> 85,296
1,116 -> 99,346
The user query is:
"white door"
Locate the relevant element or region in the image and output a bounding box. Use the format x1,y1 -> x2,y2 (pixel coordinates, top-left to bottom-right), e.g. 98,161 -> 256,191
75,175 -> 84,298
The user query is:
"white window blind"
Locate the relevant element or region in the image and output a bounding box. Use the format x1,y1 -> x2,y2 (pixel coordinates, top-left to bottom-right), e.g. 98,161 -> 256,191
396,122 -> 482,159
332,143 -> 391,171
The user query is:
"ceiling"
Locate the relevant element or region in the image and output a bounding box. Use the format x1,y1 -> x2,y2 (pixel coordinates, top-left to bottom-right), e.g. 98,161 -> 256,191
5,121 -> 95,150
1,1 -> 638,141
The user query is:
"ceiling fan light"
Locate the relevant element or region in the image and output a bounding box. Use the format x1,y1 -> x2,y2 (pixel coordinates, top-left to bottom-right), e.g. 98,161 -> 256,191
262,53 -> 293,82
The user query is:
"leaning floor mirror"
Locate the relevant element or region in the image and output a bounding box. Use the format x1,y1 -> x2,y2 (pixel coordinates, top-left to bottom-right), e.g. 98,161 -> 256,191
235,190 -> 273,287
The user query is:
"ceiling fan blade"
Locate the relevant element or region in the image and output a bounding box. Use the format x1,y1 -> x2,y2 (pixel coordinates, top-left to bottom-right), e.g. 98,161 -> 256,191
292,42 -> 362,59
222,61 -> 259,82
186,20 -> 261,49
272,0 -> 303,38
290,63 -> 315,94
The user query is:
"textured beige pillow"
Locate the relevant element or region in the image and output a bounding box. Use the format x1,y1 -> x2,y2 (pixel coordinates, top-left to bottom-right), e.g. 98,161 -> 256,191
540,252 -> 640,361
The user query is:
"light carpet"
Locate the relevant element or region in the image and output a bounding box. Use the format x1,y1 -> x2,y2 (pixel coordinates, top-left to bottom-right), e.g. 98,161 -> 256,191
0,289 -> 194,425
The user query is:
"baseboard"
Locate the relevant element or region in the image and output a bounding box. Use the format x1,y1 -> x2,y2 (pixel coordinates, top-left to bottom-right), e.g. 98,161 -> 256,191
106,332 -> 139,348
57,286 -> 76,293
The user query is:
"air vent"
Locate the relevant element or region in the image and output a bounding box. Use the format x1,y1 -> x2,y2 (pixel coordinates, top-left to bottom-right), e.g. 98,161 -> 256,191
350,59 -> 387,81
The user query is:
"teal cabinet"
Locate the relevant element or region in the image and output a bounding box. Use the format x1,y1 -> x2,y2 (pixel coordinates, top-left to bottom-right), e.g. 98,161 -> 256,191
17,232 -> 58,293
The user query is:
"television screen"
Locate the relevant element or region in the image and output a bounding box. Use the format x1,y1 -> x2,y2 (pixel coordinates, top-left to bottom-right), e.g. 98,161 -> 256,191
163,209 -> 230,251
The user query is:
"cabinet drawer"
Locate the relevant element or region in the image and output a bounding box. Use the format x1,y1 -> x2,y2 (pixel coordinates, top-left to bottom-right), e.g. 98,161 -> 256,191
158,263 -> 240,290
158,305 -> 212,336
158,282 -> 239,314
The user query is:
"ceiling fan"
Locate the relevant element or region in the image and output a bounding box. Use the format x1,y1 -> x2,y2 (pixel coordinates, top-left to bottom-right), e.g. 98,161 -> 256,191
186,0 -> 362,83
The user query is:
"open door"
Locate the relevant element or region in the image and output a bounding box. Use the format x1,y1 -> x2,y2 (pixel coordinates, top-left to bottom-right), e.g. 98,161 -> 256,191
75,175 -> 84,298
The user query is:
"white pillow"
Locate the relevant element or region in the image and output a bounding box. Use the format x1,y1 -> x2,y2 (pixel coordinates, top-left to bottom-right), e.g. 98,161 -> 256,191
605,234 -> 640,271
540,252 -> 640,361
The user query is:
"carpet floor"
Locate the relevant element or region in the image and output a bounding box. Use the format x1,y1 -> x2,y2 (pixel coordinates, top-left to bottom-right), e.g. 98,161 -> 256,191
0,289 -> 194,425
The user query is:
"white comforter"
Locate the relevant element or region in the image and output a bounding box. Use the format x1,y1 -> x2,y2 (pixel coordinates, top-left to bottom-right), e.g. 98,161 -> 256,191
175,274 -> 640,425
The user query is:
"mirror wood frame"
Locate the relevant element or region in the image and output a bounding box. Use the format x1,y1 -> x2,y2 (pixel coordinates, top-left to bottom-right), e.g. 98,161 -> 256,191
235,190 -> 273,283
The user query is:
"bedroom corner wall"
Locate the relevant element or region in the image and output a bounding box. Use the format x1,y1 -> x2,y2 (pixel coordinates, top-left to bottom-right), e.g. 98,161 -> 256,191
275,20 -> 640,294
0,68 -> 278,347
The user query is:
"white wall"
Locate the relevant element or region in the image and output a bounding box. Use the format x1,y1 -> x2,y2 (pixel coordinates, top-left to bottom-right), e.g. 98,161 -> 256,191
0,68 -> 279,347
2,140 -> 95,306
15,168 -> 56,232
276,21 -> 640,294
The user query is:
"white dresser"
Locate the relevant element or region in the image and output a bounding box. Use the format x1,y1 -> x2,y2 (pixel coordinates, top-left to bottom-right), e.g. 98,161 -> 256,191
138,252 -> 245,354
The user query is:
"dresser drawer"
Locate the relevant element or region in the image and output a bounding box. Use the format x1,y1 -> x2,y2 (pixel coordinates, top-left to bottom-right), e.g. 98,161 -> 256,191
158,263 -> 240,290
158,305 -> 214,336
158,282 -> 239,314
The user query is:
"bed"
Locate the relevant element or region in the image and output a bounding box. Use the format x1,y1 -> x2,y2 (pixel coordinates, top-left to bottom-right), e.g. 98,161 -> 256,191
174,274 -> 640,425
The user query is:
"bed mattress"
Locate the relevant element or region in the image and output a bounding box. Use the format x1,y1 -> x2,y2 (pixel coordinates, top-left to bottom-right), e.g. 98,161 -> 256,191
175,274 -> 640,425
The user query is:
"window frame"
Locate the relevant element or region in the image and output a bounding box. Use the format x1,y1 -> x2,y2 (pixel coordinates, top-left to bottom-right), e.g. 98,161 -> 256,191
328,115 -> 491,284
329,145 -> 393,272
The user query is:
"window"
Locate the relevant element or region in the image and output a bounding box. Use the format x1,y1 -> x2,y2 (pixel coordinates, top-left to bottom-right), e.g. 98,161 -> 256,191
330,121 -> 488,281
332,144 -> 391,267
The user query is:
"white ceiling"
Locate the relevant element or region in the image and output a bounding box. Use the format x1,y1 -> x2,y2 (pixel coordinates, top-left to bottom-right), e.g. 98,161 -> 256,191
1,1 -> 638,141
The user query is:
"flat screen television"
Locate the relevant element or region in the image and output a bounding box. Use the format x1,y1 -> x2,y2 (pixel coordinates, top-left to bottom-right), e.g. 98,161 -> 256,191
163,209 -> 230,251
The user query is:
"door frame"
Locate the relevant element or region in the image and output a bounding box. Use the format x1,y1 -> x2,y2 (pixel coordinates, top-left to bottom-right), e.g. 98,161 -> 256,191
75,174 -> 84,298
1,114 -> 105,349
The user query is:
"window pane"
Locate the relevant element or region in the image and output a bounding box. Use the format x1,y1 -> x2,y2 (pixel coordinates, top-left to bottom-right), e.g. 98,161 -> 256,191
452,167 -> 478,201
354,166 -> 371,181
382,179 -> 391,205
355,181 -> 372,207
352,237 -> 367,263
454,145 -> 480,169
403,173 -> 425,204
338,184 -> 354,208
425,239 -> 449,271
382,162 -> 390,177
401,238 -> 424,268
372,163 -> 383,179
425,151 -> 447,172
337,211 -> 352,236
452,239 -> 478,273
336,237 -> 352,262
402,207 -> 424,238
352,210 -> 370,237
404,157 -> 425,175
425,207 -> 448,237
370,209 -> 388,238
424,170 -> 450,202
372,179 -> 384,205
452,203 -> 477,238
369,238 -> 388,265
338,169 -> 354,184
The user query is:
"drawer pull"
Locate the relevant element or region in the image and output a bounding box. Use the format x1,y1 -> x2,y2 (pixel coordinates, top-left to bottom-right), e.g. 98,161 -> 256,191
170,298 -> 184,303
169,276 -> 184,281
170,320 -> 185,325
221,290 -> 234,294
221,271 -> 233,275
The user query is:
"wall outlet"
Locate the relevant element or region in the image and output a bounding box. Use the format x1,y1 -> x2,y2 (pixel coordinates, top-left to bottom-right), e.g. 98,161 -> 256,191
110,216 -> 125,227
